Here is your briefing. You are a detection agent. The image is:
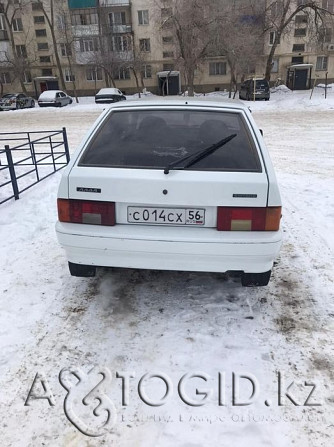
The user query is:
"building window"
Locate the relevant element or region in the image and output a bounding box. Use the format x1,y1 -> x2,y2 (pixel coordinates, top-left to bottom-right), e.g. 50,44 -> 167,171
32,2 -> 43,11
319,27 -> 332,43
64,68 -> 75,82
16,44 -> 27,58
35,28 -> 47,37
138,10 -> 149,25
12,18 -> 23,32
0,72 -> 11,84
269,31 -> 280,45
34,16 -> 45,24
57,14 -> 66,30
80,38 -> 99,52
209,62 -> 226,75
23,71 -> 32,83
271,58 -> 279,73
316,56 -> 328,70
322,0 -> 334,13
291,56 -> 304,64
41,68 -> 52,76
40,55 -> 51,63
295,15 -> 308,24
141,64 -> 152,79
113,35 -> 130,52
71,9 -> 98,26
37,42 -> 48,50
294,28 -> 306,36
292,43 -> 305,52
114,67 -> 130,80
60,43 -> 72,57
163,51 -> 174,58
109,11 -> 126,26
139,38 -> 150,52
163,63 -> 174,71
162,36 -> 173,44
86,67 -> 102,81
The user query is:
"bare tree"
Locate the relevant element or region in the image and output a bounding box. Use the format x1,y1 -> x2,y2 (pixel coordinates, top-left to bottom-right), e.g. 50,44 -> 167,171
0,0 -> 33,93
262,0 -> 334,81
212,1 -> 264,97
157,0 -> 216,96
56,2 -> 80,102
34,0 -> 66,90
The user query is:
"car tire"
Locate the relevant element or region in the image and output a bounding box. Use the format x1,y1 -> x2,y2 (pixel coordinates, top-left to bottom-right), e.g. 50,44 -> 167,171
30,100 -> 35,108
68,262 -> 96,277
241,270 -> 271,287
16,102 -> 22,110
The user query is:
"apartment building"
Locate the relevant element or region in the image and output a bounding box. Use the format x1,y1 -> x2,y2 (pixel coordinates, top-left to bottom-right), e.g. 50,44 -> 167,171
264,0 -> 334,90
0,0 -> 333,97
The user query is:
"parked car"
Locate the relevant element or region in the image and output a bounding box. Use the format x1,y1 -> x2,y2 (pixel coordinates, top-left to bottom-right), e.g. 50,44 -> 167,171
38,90 -> 73,107
56,98 -> 282,286
0,93 -> 35,111
239,78 -> 270,101
95,88 -> 126,104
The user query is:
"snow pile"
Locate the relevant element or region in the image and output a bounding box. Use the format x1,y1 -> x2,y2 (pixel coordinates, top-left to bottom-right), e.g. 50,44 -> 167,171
270,84 -> 292,94
316,83 -> 333,89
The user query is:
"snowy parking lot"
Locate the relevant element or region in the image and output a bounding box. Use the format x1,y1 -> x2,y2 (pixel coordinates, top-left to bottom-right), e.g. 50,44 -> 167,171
0,89 -> 334,446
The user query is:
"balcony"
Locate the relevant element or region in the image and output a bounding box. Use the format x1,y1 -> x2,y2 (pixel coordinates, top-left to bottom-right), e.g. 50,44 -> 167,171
72,24 -> 99,37
68,0 -> 97,9
100,0 -> 130,6
111,24 -> 132,33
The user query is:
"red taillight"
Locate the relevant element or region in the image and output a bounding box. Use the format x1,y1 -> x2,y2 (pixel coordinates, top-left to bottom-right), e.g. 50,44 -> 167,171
217,207 -> 281,231
57,199 -> 115,226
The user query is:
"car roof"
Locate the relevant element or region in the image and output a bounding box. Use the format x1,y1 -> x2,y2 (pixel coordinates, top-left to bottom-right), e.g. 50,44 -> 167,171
103,97 -> 248,112
39,90 -> 64,95
96,88 -> 121,95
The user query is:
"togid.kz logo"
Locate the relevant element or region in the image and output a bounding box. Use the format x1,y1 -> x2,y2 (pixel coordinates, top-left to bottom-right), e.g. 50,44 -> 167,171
24,367 -> 322,437
58,366 -> 116,437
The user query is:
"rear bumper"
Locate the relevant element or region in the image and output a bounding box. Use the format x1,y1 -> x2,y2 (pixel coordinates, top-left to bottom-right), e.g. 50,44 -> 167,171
56,222 -> 282,273
0,104 -> 15,110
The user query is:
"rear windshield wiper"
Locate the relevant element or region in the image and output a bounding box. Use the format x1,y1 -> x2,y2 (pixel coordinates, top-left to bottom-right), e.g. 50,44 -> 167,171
164,133 -> 237,174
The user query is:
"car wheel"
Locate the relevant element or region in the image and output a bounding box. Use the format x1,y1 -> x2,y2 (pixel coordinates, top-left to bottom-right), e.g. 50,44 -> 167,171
69,99 -> 73,104
68,262 -> 96,277
30,100 -> 35,108
16,102 -> 22,110
241,270 -> 271,287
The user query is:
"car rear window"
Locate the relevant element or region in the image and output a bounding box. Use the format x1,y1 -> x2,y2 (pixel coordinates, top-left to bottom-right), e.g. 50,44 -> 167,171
79,109 -> 262,172
255,80 -> 269,89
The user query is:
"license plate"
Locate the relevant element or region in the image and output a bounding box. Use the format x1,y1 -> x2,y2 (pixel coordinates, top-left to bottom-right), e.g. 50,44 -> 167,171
127,207 -> 205,225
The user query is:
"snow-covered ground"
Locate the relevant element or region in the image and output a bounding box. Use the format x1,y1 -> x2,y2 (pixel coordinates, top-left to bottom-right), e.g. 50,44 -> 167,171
0,89 -> 333,447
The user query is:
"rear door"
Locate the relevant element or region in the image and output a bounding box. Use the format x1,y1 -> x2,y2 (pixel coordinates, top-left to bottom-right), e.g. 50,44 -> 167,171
68,105 -> 268,228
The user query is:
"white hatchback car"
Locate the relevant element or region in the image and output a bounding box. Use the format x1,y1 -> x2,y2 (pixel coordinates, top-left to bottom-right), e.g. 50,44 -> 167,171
38,90 -> 72,107
56,99 -> 282,286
